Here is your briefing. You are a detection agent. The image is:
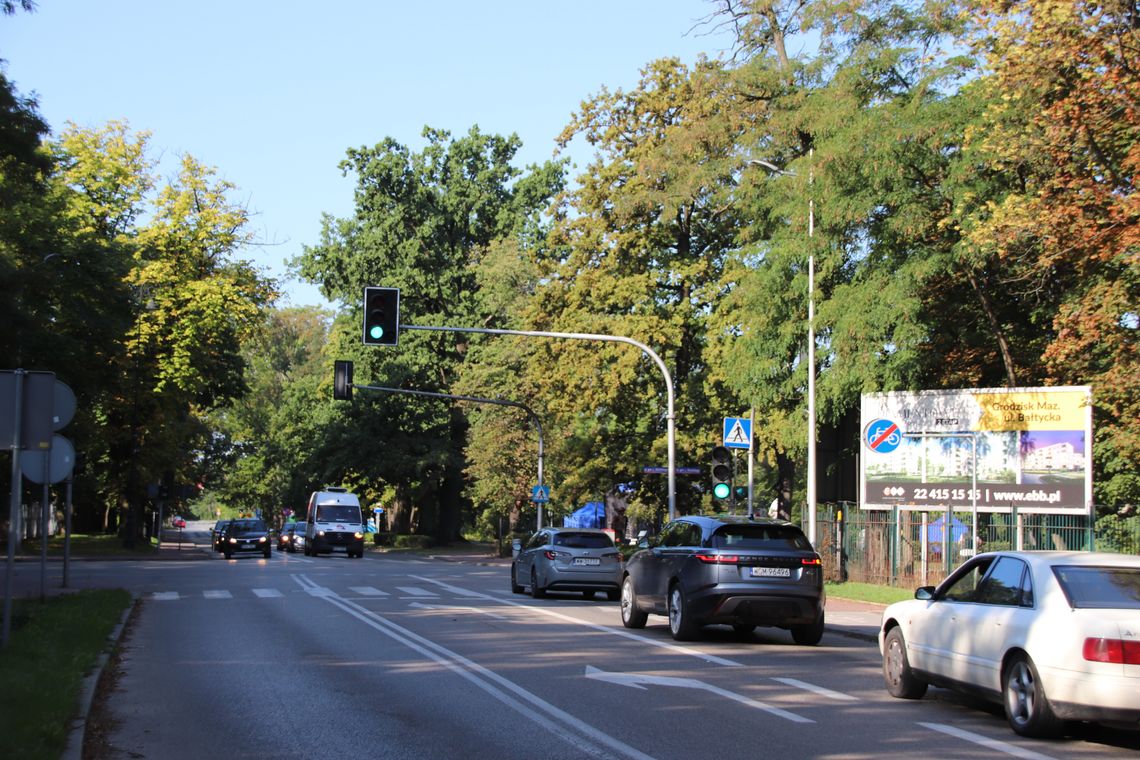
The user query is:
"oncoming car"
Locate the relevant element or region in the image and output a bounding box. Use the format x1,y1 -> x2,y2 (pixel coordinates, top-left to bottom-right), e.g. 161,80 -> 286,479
221,518 -> 272,559
879,550 -> 1140,737
511,528 -> 622,600
620,515 -> 825,644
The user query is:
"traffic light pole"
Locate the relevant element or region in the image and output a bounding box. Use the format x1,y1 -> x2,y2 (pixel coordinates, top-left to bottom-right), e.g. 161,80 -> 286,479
402,324 -> 678,521
350,382 -> 547,528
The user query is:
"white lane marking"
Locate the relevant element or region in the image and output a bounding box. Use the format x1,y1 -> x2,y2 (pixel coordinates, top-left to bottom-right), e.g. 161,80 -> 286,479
396,586 -> 438,598
252,588 -> 282,598
412,576 -> 742,668
349,586 -> 390,597
203,590 -> 232,599
152,592 -> 179,601
770,677 -> 858,701
918,722 -> 1058,760
292,575 -> 654,760
408,602 -> 508,620
585,666 -> 812,723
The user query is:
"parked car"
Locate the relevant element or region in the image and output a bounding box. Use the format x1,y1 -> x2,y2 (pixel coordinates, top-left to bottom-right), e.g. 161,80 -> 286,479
512,528 -> 623,600
880,550 -> 1140,738
221,518 -> 272,559
620,515 -> 825,644
211,520 -> 230,552
172,516 -> 187,529
277,522 -> 302,552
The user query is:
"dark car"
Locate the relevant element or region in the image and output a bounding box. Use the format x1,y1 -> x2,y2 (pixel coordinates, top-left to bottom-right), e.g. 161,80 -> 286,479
277,522 -> 302,552
211,520 -> 230,552
620,515 -> 825,644
511,528 -> 623,600
221,518 -> 272,559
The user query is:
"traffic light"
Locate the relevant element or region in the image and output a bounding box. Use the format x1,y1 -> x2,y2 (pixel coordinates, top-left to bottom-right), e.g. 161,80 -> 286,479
362,286 -> 400,346
333,360 -> 353,401
733,485 -> 748,501
711,445 -> 732,500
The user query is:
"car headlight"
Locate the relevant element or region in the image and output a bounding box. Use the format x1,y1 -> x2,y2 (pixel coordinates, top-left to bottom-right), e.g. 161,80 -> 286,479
317,530 -> 325,537
354,532 -> 364,539
228,537 -> 236,544
258,536 -> 266,543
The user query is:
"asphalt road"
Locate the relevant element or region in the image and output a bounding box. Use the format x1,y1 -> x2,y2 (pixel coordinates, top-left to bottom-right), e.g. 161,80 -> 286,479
5,524 -> 1138,759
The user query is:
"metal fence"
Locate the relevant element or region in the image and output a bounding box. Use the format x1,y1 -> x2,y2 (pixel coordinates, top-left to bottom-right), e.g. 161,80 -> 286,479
812,503 -> 1140,589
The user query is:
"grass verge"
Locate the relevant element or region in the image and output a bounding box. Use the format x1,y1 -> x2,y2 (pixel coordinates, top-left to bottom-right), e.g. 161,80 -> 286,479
24,533 -> 159,557
824,581 -> 913,605
0,589 -> 133,760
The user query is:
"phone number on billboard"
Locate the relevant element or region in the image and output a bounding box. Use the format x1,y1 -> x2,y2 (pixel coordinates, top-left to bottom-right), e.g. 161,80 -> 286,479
880,486 -> 982,502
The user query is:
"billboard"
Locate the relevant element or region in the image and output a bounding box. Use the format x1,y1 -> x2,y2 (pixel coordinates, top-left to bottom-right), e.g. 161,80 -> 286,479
860,387 -> 1092,514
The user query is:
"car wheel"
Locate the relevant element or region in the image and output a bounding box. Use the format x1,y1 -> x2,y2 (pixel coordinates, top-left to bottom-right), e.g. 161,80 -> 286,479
791,609 -> 825,646
510,566 -> 524,594
263,548 -> 271,558
530,568 -> 546,599
224,549 -> 232,560
1003,653 -> 1063,737
620,576 -> 647,629
882,626 -> 928,699
668,584 -> 699,641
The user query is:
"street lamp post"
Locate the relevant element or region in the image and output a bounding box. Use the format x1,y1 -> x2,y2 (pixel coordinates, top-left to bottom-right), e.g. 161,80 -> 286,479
748,152 -> 816,545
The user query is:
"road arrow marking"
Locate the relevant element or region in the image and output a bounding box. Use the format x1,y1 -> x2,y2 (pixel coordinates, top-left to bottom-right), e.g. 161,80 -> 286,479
584,666 -> 813,723
409,602 -> 508,620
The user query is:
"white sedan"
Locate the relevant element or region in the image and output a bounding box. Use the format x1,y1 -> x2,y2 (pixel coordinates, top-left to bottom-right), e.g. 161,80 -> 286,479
879,550 -> 1140,737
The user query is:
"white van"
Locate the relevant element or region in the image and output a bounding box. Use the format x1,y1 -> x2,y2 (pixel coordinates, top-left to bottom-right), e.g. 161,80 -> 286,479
303,487 -> 365,558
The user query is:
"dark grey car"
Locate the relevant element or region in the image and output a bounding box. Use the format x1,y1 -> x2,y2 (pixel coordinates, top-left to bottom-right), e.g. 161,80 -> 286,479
620,515 -> 826,644
511,528 -> 623,600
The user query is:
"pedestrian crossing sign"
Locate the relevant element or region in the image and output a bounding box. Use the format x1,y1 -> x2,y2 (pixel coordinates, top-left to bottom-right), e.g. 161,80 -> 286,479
723,417 -> 752,449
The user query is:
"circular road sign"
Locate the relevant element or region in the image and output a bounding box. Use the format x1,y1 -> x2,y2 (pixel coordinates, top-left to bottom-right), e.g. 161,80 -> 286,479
864,418 -> 902,453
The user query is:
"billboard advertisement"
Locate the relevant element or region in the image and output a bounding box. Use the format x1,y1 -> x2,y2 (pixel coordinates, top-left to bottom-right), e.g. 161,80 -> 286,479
860,387 -> 1092,514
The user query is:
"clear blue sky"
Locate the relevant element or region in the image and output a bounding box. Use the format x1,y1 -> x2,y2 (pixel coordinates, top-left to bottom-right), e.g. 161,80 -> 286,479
1,1 -> 734,308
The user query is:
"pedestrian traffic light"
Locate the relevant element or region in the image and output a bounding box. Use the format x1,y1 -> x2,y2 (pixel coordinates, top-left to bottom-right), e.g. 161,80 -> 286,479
362,286 -> 400,346
711,445 -> 732,500
733,485 -> 747,500
333,360 -> 353,401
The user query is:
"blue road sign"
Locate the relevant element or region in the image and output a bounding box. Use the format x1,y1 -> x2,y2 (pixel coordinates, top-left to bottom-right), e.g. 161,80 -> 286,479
531,484 -> 550,503
865,418 -> 902,453
723,417 -> 752,449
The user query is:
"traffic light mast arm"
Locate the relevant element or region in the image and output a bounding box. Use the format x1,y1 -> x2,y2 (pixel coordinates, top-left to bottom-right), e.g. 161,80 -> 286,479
401,323 -> 677,520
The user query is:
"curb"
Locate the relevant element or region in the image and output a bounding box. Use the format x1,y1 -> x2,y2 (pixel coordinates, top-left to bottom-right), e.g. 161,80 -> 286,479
62,594 -> 137,760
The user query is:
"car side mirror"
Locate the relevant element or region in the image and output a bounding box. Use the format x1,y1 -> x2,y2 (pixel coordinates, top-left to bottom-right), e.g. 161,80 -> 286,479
915,586 -> 935,601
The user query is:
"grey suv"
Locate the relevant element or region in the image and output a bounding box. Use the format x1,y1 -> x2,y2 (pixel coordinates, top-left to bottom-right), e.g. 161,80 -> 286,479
620,515 -> 826,644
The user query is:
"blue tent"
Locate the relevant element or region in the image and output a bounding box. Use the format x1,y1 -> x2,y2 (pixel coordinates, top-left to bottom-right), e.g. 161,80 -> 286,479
927,515 -> 968,545
563,501 -> 606,529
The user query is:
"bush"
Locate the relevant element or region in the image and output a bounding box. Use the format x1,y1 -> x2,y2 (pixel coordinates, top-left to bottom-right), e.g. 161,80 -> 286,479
391,534 -> 433,550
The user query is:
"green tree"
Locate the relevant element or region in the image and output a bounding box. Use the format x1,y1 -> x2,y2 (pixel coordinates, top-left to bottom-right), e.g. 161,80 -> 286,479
295,126 -> 563,543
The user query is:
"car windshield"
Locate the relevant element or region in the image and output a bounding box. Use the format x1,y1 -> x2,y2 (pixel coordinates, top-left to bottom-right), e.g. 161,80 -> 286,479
553,532 -> 614,549
1053,565 -> 1140,610
710,525 -> 812,551
233,520 -> 266,532
315,505 -> 360,522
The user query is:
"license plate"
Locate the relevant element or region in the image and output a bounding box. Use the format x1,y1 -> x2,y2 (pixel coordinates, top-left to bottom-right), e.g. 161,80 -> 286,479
751,566 -> 790,578
573,558 -> 601,566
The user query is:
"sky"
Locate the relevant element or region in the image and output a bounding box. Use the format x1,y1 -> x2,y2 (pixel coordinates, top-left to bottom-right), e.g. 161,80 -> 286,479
1,1 -> 736,309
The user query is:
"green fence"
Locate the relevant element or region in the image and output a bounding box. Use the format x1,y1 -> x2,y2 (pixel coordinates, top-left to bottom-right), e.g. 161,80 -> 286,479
812,503 -> 1140,589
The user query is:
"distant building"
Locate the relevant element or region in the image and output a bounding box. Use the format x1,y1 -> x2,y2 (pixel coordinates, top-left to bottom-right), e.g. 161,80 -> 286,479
1023,441 -> 1083,471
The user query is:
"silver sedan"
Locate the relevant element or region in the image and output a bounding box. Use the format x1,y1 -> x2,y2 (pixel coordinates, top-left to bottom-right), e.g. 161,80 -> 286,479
512,528 -> 623,600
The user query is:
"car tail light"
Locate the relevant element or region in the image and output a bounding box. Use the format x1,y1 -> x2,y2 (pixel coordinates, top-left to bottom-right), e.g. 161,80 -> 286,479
544,550 -> 569,560
695,552 -> 738,564
801,556 -> 822,566
1083,637 -> 1140,665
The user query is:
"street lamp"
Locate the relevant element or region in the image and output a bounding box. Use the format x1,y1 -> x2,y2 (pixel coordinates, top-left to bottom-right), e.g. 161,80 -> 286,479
748,152 -> 816,546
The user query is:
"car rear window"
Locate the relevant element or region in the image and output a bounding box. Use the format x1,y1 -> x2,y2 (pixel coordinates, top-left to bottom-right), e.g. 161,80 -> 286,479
1053,565 -> 1140,610
710,525 -> 812,551
553,532 -> 614,549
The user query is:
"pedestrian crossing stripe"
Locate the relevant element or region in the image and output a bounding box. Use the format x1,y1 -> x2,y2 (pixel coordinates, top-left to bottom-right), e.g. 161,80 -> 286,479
349,586 -> 390,596
252,588 -> 282,598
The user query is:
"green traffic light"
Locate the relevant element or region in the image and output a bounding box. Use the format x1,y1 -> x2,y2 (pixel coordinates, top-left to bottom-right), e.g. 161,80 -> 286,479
369,325 -> 384,340
713,483 -> 731,499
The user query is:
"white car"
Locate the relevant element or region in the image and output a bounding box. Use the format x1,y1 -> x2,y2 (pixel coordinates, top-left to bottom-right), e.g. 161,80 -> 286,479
879,550 -> 1140,737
